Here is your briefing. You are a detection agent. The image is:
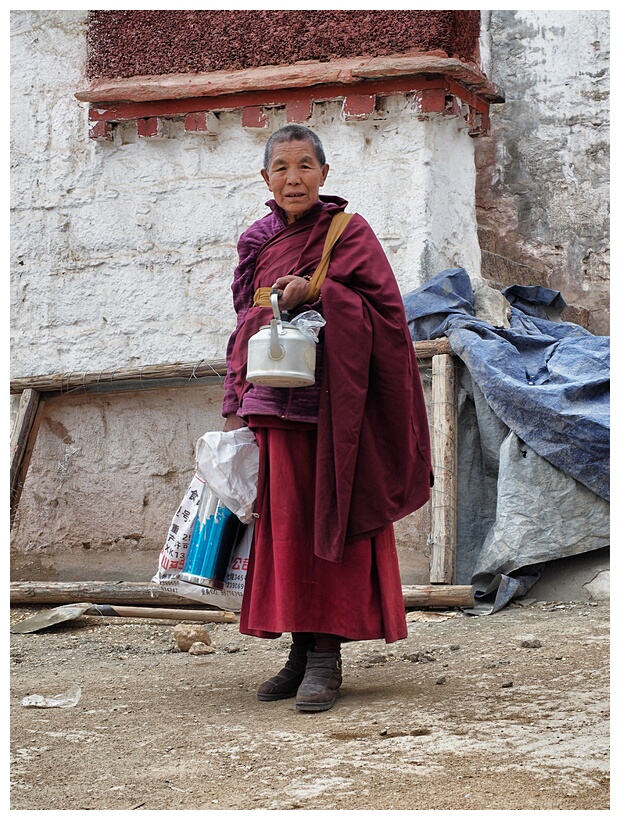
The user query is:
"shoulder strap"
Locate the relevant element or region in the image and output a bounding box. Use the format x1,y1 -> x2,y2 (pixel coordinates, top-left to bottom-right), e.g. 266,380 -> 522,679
304,212 -> 354,303
253,212 -> 354,307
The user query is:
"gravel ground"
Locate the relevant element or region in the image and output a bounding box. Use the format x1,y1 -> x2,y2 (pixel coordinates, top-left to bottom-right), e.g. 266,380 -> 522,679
9,599 -> 610,812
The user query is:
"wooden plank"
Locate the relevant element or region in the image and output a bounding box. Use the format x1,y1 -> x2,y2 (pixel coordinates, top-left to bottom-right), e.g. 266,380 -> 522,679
85,605 -> 237,623
9,581 -> 204,607
75,54 -> 505,105
10,359 -> 227,395
10,580 -> 472,610
429,353 -> 458,583
10,338 -> 458,587
401,584 -> 473,608
10,389 -> 41,525
9,340 -> 452,395
414,337 -> 452,360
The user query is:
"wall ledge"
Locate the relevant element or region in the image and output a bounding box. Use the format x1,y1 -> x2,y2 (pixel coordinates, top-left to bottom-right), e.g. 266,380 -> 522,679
76,52 -> 505,105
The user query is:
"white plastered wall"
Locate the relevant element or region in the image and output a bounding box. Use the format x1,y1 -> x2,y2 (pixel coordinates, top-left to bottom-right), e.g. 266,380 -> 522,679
476,9 -> 610,333
10,10 -> 480,582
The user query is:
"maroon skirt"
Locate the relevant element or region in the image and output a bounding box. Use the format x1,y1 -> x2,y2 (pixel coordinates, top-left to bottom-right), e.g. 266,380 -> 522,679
239,417 -> 408,643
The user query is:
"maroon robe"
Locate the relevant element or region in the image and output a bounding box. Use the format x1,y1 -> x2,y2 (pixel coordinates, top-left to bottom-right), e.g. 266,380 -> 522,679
230,203 -> 432,563
239,418 -> 409,642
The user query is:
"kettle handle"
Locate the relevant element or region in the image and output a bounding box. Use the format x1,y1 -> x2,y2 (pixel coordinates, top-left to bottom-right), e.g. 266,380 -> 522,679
270,289 -> 281,320
269,289 -> 285,360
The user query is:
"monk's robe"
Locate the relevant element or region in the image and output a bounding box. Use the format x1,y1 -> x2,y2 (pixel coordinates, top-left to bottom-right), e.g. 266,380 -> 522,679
225,196 -> 432,642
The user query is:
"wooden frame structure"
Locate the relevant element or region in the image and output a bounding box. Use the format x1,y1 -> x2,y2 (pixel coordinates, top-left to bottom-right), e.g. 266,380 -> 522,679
10,336 -> 461,598
77,53 -> 505,142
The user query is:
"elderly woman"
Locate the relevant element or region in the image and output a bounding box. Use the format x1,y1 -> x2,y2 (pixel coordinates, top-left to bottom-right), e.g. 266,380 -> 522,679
223,124 -> 432,713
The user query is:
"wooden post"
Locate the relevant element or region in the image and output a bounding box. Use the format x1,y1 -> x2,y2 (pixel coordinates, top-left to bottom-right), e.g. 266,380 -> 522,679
430,354 -> 458,583
10,388 -> 41,526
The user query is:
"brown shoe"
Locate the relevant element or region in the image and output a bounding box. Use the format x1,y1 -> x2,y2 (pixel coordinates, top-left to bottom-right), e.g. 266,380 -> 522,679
256,643 -> 314,701
295,650 -> 342,712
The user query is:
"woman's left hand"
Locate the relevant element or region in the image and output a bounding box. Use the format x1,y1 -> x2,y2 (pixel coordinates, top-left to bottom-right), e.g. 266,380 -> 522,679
272,275 -> 309,311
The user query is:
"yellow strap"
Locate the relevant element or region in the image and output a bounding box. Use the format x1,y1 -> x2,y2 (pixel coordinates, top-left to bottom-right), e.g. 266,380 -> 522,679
252,212 -> 354,307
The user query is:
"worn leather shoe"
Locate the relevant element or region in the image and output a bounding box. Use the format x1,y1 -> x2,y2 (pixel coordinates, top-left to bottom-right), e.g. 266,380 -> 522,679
256,643 -> 314,701
295,650 -> 342,712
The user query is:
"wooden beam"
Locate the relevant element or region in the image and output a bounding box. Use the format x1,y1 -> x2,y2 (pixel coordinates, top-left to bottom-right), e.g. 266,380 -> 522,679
429,353 -> 458,583
9,338 -> 459,588
9,581 -> 221,607
9,339 -> 452,395
414,337 -> 452,359
10,359 -> 227,395
75,54 -> 505,106
402,584 -> 473,608
10,389 -> 41,525
10,580 -> 472,610
85,605 -> 237,623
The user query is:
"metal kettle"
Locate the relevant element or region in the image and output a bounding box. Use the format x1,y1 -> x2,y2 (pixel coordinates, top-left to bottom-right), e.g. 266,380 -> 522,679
246,290 -> 317,387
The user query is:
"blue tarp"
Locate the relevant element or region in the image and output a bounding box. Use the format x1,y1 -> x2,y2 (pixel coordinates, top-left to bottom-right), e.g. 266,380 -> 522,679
404,268 -> 610,502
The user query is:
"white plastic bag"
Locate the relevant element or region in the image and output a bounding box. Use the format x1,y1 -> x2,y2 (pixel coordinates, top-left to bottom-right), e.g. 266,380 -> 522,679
153,519 -> 253,612
196,428 -> 259,524
156,472 -> 204,576
152,427 -> 259,612
22,685 -> 82,709
289,310 -> 326,343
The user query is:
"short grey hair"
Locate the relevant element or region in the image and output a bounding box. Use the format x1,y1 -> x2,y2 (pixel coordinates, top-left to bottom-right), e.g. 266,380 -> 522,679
263,125 -> 327,170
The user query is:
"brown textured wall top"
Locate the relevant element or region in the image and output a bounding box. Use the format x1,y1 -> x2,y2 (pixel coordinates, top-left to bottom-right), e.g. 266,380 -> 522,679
87,10 -> 480,80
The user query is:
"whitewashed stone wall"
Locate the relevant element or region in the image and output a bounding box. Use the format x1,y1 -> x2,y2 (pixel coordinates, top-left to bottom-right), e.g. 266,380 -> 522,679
10,10 -> 478,583
477,10 -> 610,333
11,11 -> 480,384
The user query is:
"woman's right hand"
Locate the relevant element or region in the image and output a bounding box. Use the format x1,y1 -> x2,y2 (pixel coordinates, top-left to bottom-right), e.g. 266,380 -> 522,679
272,275 -> 310,311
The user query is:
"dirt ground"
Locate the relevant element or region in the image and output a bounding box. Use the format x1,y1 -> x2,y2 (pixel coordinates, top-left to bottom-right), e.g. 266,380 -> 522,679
9,598 -> 610,812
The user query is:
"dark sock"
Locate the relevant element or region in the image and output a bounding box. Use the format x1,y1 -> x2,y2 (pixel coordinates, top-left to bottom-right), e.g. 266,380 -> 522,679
291,632 -> 314,647
313,633 -> 343,653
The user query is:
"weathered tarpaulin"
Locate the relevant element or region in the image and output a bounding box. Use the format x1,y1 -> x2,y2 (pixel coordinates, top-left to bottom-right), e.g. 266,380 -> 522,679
404,268 -> 609,501
403,269 -> 610,612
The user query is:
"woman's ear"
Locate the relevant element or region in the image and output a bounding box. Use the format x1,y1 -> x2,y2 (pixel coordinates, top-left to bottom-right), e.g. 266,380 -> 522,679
261,168 -> 271,190
320,164 -> 330,186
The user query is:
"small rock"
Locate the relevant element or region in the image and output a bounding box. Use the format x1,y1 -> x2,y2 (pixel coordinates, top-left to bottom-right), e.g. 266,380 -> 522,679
501,679 -> 513,688
173,624 -> 212,652
436,675 -> 447,685
405,651 -> 435,664
366,653 -> 388,665
188,642 -> 214,656
521,638 -> 542,648
450,644 -> 461,651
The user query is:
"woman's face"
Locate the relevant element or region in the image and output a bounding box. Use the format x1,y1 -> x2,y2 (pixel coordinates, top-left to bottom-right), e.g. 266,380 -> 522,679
261,140 -> 329,223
